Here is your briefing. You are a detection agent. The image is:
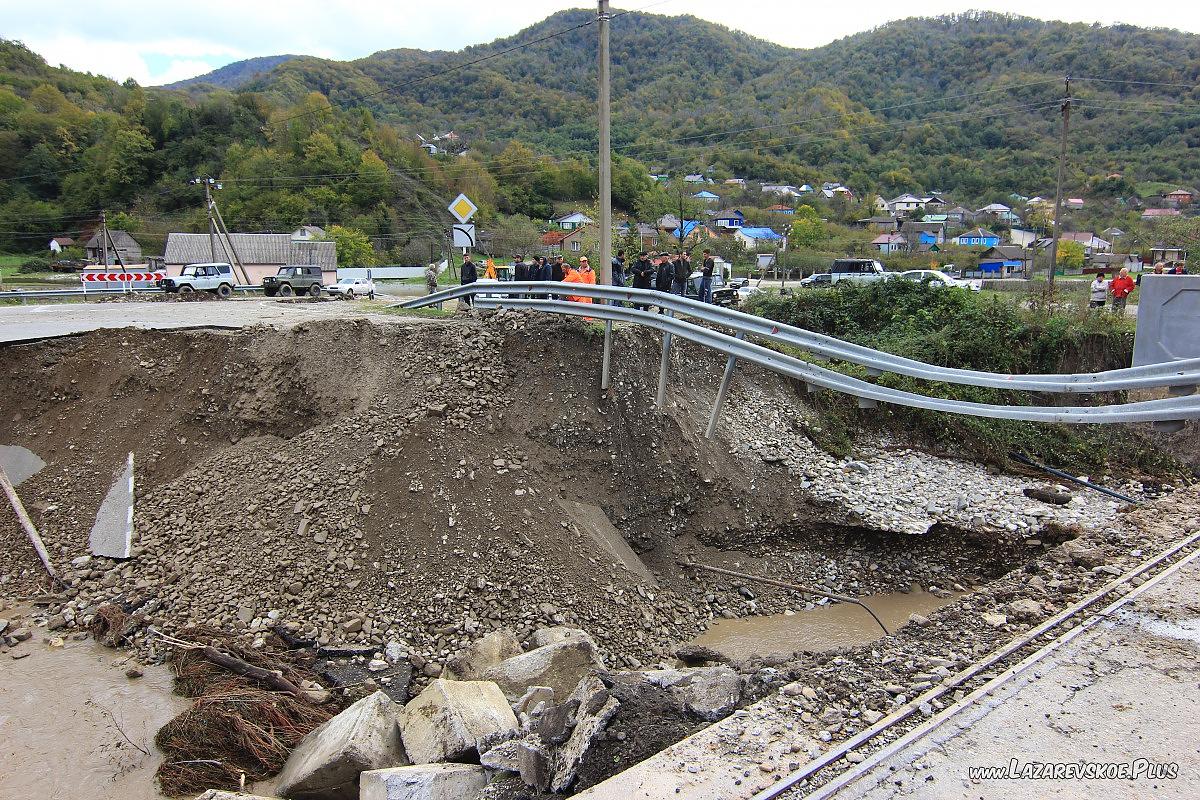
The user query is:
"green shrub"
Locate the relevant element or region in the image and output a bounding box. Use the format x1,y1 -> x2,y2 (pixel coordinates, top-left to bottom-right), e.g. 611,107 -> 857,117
19,256 -> 51,273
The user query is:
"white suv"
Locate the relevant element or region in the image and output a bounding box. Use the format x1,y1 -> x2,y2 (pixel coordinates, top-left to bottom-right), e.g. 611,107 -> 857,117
830,259 -> 889,285
159,263 -> 236,297
898,269 -> 982,291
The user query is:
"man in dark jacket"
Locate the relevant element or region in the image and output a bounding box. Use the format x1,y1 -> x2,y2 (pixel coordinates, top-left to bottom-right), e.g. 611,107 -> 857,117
514,254 -> 528,283
672,252 -> 690,296
631,251 -> 654,310
655,255 -> 674,292
551,256 -> 566,283
699,249 -> 715,303
460,254 -> 478,307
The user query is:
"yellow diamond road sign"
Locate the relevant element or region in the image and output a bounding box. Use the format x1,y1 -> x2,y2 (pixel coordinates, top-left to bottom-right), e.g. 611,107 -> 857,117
448,193 -> 478,224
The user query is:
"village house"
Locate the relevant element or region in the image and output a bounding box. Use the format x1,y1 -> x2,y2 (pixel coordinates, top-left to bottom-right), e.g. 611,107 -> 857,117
1150,245 -> 1186,264
163,232 -> 336,283
552,211 -> 593,230
871,233 -> 907,253
887,193 -> 925,214
1165,188 -> 1194,207
540,227 -> 587,254
761,184 -> 803,198
1061,231 -> 1111,255
692,190 -> 720,204
977,245 -> 1031,276
734,226 -> 784,250
976,203 -> 1020,224
684,174 -> 707,184
900,220 -> 945,250
1141,208 -> 1181,221
48,236 -> 75,254
856,215 -> 902,233
724,178 -> 746,187
766,204 -> 795,215
712,209 -> 746,229
1065,198 -> 1085,210
291,225 -> 326,241
1101,227 -> 1125,240
85,230 -> 142,264
953,227 -> 1001,248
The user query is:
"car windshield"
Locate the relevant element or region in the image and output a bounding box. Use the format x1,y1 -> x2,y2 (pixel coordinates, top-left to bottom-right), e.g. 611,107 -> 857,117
181,266 -> 197,276
338,278 -> 354,284
276,268 -> 289,275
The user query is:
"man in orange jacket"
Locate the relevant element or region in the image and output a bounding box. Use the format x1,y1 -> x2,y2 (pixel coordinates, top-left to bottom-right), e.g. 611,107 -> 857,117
564,256 -> 595,304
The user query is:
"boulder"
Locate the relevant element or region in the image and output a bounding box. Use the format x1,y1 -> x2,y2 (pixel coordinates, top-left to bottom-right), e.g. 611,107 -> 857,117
1007,598 -> 1043,622
529,626 -> 596,649
359,764 -> 487,800
443,629 -> 522,681
550,677 -> 622,793
673,644 -> 729,666
400,679 -> 518,764
482,638 -> 604,701
274,691 -> 405,800
637,666 -> 743,721
517,738 -> 553,791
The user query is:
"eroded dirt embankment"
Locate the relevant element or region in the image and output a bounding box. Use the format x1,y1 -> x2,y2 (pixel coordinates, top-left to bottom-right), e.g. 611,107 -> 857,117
0,310 -> 1188,796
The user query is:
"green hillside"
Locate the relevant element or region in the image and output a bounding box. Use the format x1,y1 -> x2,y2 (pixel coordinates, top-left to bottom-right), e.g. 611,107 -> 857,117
1,10 -> 1198,258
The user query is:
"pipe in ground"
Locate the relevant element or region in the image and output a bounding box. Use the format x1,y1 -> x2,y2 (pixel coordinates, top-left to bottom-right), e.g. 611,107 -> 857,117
679,559 -> 889,635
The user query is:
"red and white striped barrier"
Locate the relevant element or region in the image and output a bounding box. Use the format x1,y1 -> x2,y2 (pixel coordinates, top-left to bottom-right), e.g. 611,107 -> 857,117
81,272 -> 165,282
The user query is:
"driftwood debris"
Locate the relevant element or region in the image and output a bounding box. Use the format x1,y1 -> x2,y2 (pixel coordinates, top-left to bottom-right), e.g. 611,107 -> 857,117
0,463 -> 58,579
200,646 -> 314,701
1023,486 -> 1073,506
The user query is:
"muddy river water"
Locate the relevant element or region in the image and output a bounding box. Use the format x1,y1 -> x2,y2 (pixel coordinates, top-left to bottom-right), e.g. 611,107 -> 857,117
692,591 -> 960,660
0,627 -> 186,800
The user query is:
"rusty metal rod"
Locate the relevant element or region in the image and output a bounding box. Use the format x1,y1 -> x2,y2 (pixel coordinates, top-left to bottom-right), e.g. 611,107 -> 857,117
679,559 -> 889,635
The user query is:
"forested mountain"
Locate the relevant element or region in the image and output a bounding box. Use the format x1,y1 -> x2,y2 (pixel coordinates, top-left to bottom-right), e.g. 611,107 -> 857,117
1,10 -> 1199,258
163,55 -> 298,90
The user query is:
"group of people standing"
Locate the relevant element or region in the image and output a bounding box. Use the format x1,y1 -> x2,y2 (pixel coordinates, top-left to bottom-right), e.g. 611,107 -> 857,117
446,247 -> 718,308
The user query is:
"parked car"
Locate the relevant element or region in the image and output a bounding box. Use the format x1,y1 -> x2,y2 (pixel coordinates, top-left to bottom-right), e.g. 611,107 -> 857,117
159,262 -> 236,297
711,278 -> 759,307
830,259 -> 889,285
326,277 -> 376,299
898,269 -> 982,291
800,273 -> 832,288
263,265 -> 324,297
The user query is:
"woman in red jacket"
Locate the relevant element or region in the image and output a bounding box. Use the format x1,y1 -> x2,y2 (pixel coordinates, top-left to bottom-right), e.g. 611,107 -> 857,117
1109,267 -> 1135,316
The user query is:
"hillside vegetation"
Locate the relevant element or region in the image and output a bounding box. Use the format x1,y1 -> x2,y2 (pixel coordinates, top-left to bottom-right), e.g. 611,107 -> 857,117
1,11 -> 1198,257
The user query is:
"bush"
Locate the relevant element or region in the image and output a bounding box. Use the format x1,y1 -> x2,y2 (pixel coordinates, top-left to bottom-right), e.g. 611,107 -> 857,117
19,256 -> 51,273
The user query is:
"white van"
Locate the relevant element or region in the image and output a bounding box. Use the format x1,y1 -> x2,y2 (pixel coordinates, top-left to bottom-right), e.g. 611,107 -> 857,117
830,259 -> 889,285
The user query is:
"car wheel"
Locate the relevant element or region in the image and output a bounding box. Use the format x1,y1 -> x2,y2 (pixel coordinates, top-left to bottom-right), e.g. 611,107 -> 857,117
308,284 -> 321,298
346,289 -> 355,299
178,284 -> 195,295
368,291 -> 375,300
216,283 -> 233,298
279,284 -> 293,297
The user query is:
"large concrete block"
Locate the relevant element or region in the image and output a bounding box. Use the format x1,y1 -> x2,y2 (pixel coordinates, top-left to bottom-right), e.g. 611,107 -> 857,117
194,793 -> 283,800
400,679 -> 518,764
482,639 -> 603,701
359,764 -> 487,800
444,629 -> 522,681
639,665 -> 743,721
274,691 -> 406,800
529,626 -> 596,649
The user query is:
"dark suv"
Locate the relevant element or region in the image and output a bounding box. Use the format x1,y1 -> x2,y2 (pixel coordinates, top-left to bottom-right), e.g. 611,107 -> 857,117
263,265 -> 325,297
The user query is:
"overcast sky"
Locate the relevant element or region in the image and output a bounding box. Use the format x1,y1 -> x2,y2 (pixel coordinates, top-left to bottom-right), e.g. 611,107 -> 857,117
8,1 -> 1200,86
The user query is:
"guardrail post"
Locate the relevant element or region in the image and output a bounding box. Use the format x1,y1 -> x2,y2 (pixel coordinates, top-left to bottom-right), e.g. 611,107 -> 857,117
1154,384 -> 1194,433
857,396 -> 878,409
706,333 -> 745,439
602,319 -> 613,391
656,311 -> 672,410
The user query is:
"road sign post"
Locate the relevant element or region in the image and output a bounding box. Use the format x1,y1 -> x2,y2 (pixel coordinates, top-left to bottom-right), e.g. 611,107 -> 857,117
448,193 -> 478,225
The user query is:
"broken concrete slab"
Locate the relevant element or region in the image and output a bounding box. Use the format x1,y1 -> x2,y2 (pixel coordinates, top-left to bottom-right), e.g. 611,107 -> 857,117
556,499 -> 656,584
479,736 -> 525,771
0,445 -> 44,487
517,738 -> 553,791
549,695 -> 619,796
89,452 -> 134,559
195,792 -> 283,800
635,665 -> 743,721
482,638 -> 604,701
274,690 -> 405,800
444,629 -> 522,681
358,764 -> 487,800
514,685 -> 555,718
400,679 -> 518,764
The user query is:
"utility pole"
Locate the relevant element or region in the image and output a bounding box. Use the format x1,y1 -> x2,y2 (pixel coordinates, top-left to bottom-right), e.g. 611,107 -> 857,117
99,209 -> 110,267
191,177 -> 249,284
597,0 -> 614,391
1048,76 -> 1071,292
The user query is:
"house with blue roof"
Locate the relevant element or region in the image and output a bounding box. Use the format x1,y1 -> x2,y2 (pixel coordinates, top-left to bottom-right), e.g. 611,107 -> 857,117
734,226 -> 785,250
953,227 -> 1001,248
692,190 -> 720,203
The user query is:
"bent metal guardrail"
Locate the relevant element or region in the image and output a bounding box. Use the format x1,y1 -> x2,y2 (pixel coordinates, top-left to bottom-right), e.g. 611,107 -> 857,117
399,282 -> 1200,428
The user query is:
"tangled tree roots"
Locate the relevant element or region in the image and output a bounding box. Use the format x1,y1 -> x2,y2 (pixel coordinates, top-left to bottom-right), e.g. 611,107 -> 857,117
153,627 -> 340,795
90,603 -> 132,647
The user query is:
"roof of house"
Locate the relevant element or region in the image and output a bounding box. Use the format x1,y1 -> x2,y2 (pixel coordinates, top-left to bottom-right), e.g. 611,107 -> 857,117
693,190 -> 720,199
51,236 -> 75,245
292,225 -> 326,238
977,203 -> 1012,213
738,227 -> 783,240
1142,208 -> 1181,217
1061,231 -> 1098,243
980,245 -> 1029,260
85,230 -> 139,249
860,215 -> 899,224
902,221 -> 945,234
671,220 -> 705,239
766,204 -> 794,211
555,211 -> 594,224
541,231 -> 568,245
713,208 -> 745,219
1166,188 -> 1194,196
956,227 -> 998,239
164,233 -> 337,269
635,223 -> 659,238
1102,227 -> 1125,236
872,234 -> 906,244
889,193 -> 922,203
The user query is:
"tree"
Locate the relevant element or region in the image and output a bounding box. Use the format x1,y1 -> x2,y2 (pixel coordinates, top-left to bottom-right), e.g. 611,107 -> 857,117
1056,239 -> 1085,269
789,205 -> 826,249
324,225 -> 377,267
